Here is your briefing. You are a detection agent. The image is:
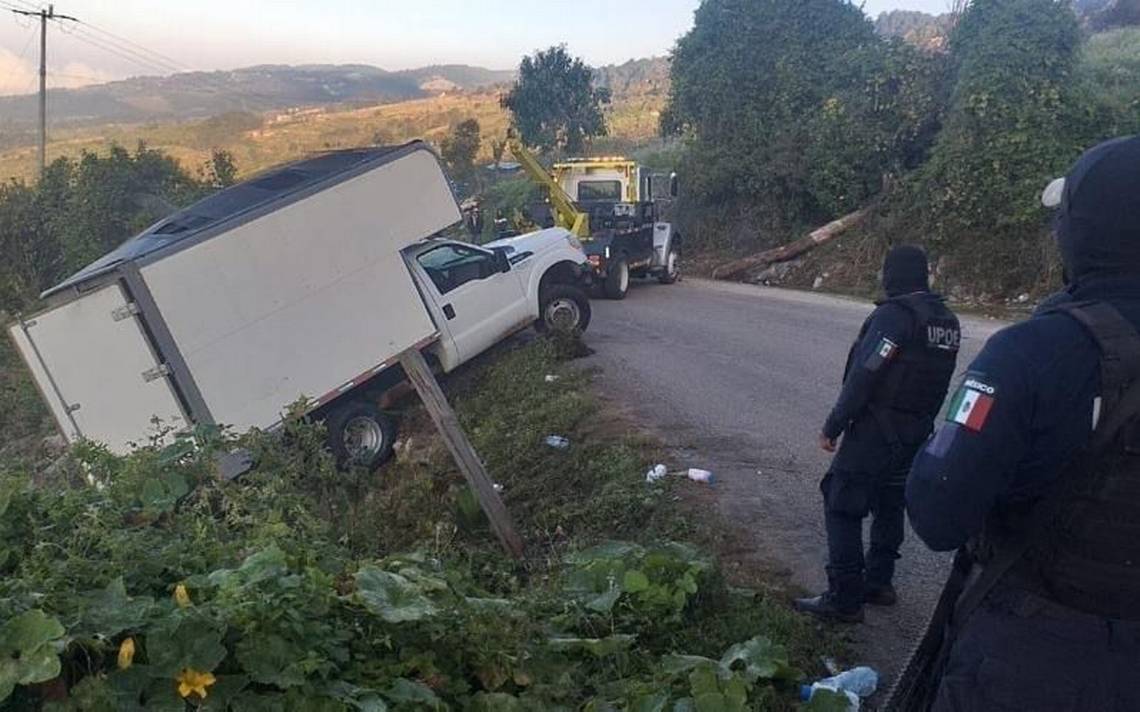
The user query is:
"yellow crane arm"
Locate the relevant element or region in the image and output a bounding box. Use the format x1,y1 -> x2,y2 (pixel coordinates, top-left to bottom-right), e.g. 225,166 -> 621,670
505,130 -> 590,239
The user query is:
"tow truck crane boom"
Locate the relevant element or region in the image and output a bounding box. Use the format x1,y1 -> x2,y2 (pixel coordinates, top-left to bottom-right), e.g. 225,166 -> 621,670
505,129 -> 590,239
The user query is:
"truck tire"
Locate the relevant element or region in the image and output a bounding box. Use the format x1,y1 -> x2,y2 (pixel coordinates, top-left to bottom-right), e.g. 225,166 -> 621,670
537,285 -> 592,334
603,258 -> 630,300
324,400 -> 397,470
658,248 -> 681,284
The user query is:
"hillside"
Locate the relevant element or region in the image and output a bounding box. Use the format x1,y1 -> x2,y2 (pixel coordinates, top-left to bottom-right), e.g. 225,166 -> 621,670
0,63 -> 515,136
0,58 -> 669,183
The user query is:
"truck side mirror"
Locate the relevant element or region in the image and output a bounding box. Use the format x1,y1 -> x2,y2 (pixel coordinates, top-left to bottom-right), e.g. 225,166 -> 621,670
669,172 -> 679,198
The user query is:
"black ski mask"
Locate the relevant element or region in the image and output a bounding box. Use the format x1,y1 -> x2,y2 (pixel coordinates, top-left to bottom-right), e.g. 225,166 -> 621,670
1053,135 -> 1140,283
882,245 -> 930,298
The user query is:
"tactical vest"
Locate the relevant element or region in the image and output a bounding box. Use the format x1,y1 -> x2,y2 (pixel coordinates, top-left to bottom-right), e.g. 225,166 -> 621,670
850,293 -> 961,418
985,301 -> 1140,621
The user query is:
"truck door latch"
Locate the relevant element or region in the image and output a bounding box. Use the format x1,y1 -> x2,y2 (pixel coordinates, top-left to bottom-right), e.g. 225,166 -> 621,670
141,364 -> 172,382
443,304 -> 456,320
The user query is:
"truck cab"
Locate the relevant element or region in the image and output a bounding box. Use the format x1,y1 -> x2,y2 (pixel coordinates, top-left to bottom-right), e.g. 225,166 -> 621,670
402,228 -> 592,373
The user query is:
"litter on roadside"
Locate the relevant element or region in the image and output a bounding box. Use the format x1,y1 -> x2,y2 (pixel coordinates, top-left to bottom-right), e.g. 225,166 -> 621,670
645,464 -> 668,483
544,374 -> 560,383
544,435 -> 571,450
800,666 -> 879,711
686,468 -> 715,484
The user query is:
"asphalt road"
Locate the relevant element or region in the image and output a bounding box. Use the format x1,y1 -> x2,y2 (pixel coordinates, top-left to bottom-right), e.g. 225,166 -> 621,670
583,277 -> 1006,683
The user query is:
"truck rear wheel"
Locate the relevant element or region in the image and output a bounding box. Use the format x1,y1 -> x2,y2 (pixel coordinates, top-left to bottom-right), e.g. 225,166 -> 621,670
324,400 -> 397,470
658,249 -> 680,284
537,285 -> 592,333
603,258 -> 630,300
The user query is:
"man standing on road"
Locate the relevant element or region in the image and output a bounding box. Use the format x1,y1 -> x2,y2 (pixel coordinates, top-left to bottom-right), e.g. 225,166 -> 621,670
906,137 -> 1140,711
795,246 -> 961,622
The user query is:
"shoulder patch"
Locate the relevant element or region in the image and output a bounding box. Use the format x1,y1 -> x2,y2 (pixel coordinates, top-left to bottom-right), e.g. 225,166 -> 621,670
863,337 -> 899,371
947,378 -> 996,432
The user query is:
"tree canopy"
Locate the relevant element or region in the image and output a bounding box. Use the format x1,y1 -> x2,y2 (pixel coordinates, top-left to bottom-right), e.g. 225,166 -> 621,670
440,118 -> 482,182
502,45 -> 611,155
0,144 -> 234,314
663,0 -> 943,232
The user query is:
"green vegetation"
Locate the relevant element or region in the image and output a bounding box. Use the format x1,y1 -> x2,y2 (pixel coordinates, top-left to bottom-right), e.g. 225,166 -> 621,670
441,119 -> 483,184
503,46 -> 612,155
666,0 -> 1140,295
0,341 -> 837,710
0,145 -> 234,316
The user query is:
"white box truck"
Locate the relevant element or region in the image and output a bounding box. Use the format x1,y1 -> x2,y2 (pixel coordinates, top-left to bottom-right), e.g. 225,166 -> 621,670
8,142 -> 592,468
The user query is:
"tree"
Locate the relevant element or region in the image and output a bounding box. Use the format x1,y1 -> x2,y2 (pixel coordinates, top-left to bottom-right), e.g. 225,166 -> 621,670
440,119 -> 482,182
0,144 -> 228,314
502,46 -> 611,154
663,0 -> 943,236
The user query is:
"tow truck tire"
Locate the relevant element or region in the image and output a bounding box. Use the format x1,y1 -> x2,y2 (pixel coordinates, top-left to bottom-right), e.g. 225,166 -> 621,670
658,249 -> 681,285
603,258 -> 630,300
324,400 -> 397,471
537,285 -> 592,334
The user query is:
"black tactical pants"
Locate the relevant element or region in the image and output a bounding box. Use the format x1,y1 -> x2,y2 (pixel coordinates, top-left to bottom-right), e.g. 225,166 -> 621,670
821,467 -> 907,611
933,587 -> 1140,711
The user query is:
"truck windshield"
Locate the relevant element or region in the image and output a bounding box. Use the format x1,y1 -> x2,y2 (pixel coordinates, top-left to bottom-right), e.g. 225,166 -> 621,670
577,180 -> 623,202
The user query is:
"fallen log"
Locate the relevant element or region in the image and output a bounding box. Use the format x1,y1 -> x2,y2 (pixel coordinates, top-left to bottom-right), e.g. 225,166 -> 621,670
712,205 -> 873,280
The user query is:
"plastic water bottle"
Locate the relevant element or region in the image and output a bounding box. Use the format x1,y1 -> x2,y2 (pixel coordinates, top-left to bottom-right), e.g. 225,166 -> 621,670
800,667 -> 879,710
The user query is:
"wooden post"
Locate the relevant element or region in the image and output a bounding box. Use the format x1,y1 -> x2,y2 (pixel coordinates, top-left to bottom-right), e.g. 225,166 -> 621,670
398,347 -> 525,559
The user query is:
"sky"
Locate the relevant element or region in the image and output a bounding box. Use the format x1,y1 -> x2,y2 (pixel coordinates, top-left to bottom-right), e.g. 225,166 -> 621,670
0,0 -> 956,96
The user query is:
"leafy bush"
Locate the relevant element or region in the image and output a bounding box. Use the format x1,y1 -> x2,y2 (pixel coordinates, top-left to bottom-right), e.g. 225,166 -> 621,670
0,342 -> 835,710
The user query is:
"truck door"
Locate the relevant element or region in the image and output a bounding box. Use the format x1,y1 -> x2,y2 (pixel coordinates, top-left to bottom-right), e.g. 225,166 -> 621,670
8,282 -> 189,454
413,243 -> 528,363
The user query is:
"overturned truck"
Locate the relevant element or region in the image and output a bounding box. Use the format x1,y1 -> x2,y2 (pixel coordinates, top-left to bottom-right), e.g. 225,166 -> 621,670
9,142 -> 592,468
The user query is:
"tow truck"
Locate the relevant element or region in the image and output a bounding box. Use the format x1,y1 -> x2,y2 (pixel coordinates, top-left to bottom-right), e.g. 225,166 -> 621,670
505,131 -> 680,299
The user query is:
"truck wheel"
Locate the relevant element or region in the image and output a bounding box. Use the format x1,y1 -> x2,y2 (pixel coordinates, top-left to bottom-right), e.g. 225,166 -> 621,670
603,258 -> 630,300
325,400 -> 397,470
538,285 -> 592,334
658,249 -> 681,284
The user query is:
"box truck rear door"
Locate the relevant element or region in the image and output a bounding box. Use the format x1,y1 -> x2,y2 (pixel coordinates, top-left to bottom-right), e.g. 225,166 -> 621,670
9,282 -> 189,454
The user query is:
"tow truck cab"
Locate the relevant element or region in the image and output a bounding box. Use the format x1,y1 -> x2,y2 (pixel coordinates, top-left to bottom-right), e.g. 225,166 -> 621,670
551,158 -> 680,299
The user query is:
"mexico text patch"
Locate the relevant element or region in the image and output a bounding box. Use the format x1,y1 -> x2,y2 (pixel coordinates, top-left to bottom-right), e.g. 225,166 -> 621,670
947,378 -> 996,432
863,337 -> 898,371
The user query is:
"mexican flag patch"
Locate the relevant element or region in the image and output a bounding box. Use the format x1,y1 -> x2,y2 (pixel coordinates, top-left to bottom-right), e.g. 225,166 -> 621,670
863,337 -> 899,371
948,379 -> 996,432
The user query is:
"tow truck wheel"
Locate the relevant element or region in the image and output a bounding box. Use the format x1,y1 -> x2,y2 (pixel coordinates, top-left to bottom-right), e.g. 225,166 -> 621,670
603,258 -> 630,300
325,400 -> 397,471
538,285 -> 592,334
659,249 -> 680,285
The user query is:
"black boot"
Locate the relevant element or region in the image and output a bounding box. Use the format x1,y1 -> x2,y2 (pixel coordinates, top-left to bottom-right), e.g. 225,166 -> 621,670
864,583 -> 898,607
793,592 -> 864,623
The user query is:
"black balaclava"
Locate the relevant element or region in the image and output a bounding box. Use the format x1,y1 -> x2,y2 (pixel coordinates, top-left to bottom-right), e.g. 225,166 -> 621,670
882,245 -> 930,298
1055,135 -> 1140,283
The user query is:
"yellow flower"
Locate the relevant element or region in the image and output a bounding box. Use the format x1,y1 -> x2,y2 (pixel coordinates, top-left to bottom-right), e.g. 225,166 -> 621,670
174,584 -> 191,608
176,668 -> 216,699
117,637 -> 136,670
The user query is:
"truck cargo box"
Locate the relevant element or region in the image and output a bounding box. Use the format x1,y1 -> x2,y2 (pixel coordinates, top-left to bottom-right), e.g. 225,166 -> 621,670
9,141 -> 460,453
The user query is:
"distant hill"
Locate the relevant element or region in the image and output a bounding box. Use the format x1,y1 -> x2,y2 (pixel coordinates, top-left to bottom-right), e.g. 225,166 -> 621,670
594,57 -> 670,97
0,63 -> 515,131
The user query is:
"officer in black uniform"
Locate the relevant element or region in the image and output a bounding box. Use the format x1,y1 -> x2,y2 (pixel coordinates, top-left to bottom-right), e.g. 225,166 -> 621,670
907,136 -> 1140,710
796,246 -> 961,622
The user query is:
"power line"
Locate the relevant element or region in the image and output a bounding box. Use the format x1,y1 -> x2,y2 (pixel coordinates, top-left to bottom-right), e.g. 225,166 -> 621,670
76,18 -> 188,73
55,21 -> 180,75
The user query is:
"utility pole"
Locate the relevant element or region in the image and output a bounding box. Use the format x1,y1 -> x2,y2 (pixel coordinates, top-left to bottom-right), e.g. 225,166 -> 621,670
10,4 -> 78,179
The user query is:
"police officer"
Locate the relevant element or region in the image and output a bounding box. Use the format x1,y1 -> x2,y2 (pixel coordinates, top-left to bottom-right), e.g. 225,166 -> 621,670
796,246 -> 961,622
907,135 -> 1140,711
